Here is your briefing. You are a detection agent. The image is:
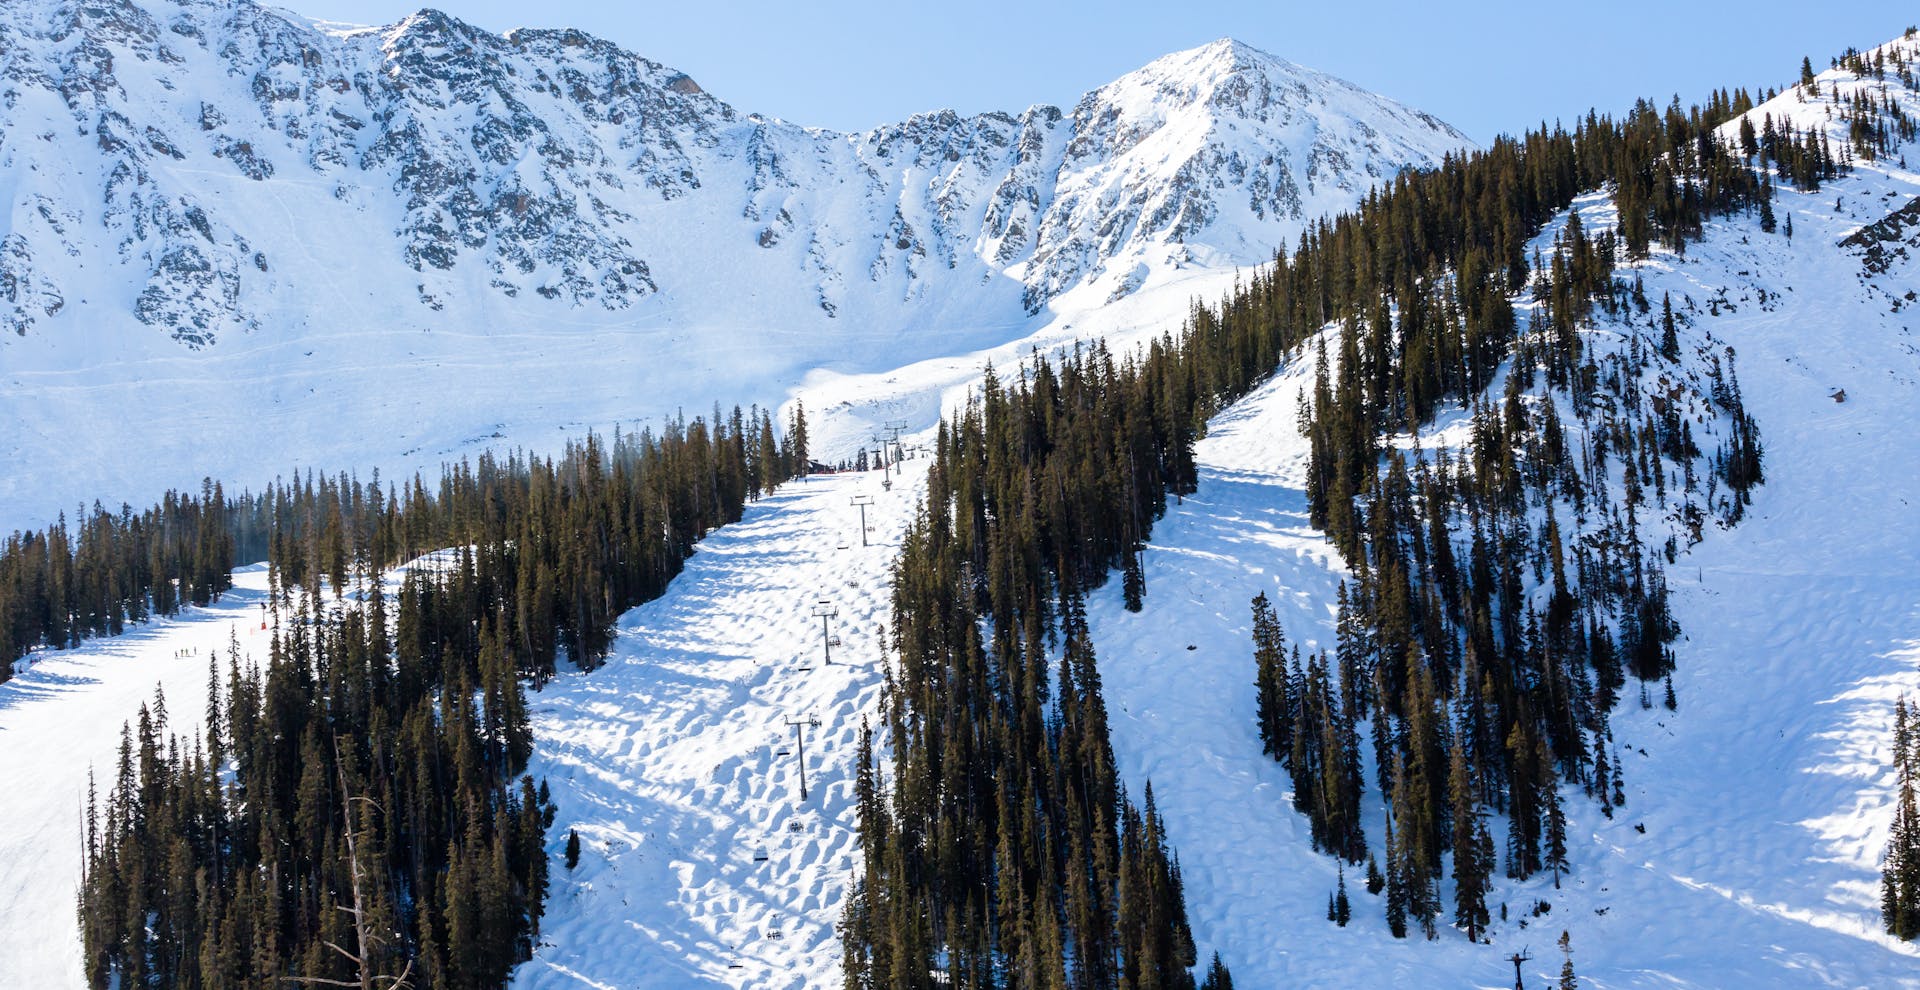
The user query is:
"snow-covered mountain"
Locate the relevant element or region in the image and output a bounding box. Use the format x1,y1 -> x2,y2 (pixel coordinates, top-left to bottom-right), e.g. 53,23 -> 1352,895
0,0 -> 1466,529
5,19 -> 1920,990
1082,36 -> 1920,989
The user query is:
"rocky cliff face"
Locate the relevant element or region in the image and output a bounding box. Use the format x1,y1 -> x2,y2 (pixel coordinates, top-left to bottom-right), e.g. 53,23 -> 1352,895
0,1 -> 1469,348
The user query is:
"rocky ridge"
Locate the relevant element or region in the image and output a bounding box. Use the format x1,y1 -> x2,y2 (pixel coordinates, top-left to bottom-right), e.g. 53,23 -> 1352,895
0,1 -> 1469,346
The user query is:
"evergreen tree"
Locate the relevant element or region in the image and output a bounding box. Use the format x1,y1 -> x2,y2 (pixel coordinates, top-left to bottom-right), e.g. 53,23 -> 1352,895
1558,929 -> 1580,990
1252,591 -> 1289,758
1659,293 -> 1680,362
1449,735 -> 1491,941
787,400 -> 811,476
1545,778 -> 1571,890
1199,952 -> 1234,990
1884,696 -> 1920,939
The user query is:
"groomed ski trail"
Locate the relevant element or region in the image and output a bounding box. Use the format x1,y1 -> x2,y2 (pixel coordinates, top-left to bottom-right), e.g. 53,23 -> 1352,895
516,459 -> 926,989
0,566 -> 274,989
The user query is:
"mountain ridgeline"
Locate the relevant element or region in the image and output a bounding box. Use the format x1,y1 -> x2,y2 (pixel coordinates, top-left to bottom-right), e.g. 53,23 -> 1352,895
18,8 -> 1920,988
0,0 -> 1466,346
845,34 -> 1919,983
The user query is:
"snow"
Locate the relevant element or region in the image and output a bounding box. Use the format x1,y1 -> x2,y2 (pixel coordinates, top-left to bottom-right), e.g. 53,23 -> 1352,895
1074,40 -> 1920,988
4,14 -> 1919,990
514,461 -> 925,989
793,261 -> 1250,465
0,565 -> 274,990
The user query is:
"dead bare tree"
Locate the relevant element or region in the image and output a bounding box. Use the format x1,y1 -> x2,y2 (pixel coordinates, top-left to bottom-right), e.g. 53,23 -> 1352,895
285,739 -> 413,990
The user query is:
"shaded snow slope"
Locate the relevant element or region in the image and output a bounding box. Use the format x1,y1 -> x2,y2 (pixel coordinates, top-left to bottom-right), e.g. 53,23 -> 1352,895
1079,37 -> 1920,988
0,0 -> 1466,530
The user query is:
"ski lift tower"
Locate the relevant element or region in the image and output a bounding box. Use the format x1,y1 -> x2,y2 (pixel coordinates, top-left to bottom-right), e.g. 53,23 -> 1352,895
811,600 -> 840,665
1507,948 -> 1532,990
883,420 -> 908,463
850,494 -> 875,547
783,714 -> 822,800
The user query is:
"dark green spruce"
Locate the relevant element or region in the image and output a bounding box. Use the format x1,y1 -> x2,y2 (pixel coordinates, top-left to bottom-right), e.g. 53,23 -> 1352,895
75,406 -> 808,989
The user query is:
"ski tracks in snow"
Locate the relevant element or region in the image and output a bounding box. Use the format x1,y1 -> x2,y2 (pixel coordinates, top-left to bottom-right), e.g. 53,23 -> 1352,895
0,566 -> 273,990
516,462 -> 926,990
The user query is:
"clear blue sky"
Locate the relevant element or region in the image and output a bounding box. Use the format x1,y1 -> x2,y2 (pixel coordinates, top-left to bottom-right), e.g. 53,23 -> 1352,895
299,0 -> 1910,142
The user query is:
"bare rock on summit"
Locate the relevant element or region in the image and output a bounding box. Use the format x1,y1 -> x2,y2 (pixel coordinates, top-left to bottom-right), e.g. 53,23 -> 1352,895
0,3 -> 1469,347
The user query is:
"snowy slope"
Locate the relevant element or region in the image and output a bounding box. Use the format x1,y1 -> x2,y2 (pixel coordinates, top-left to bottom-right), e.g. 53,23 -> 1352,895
8,14 -> 1918,990
0,454 -> 930,990
515,459 -> 925,989
497,129 -> 1920,987
1076,36 -> 1920,988
0,0 -> 1467,531
0,565 -> 272,989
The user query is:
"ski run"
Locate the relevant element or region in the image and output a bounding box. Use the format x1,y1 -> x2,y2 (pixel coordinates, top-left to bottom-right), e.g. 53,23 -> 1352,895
3,27 -> 1920,990
517,462 -> 927,989
0,566 -> 274,988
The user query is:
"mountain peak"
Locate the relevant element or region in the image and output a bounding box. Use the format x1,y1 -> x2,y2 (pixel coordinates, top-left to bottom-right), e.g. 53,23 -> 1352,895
1079,35 -> 1467,146
1122,36 -> 1416,109
1084,36 -> 1473,159
0,0 -> 1472,509
1142,36 -> 1305,82
385,6 -> 486,44
1193,36 -> 1282,67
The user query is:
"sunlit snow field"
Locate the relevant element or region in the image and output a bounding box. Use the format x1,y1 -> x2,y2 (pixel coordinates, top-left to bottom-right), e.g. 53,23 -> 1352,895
3,31 -> 1919,990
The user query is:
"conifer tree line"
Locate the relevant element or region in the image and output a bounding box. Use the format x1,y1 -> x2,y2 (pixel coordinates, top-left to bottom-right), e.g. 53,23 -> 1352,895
843,347 -> 1210,988
1,401 -> 806,685
1883,695 -> 1920,939
1266,40 -> 1916,941
237,403 -> 807,683
1830,37 -> 1920,162
78,603 -> 550,989
848,41 -> 1920,970
74,405 -> 811,988
0,484 -> 235,680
